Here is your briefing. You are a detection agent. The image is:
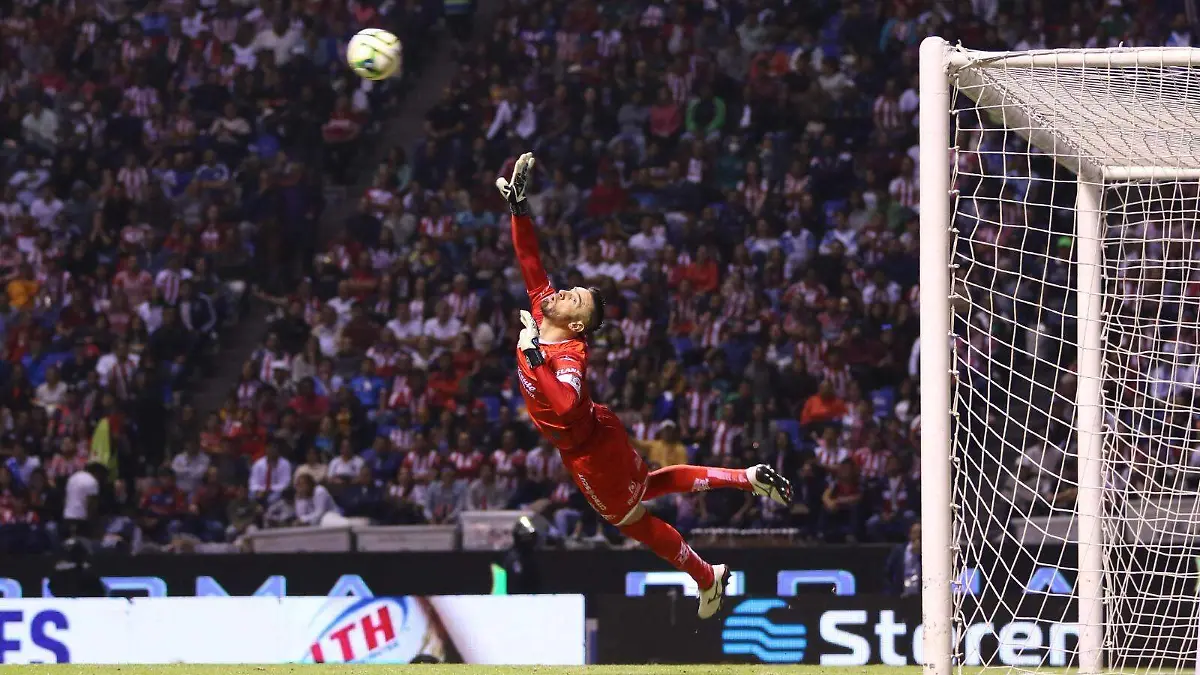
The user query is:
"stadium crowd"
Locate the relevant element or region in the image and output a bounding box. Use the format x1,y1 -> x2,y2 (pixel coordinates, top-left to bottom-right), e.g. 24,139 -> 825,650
0,0 -> 427,552
3,0 -> 1192,553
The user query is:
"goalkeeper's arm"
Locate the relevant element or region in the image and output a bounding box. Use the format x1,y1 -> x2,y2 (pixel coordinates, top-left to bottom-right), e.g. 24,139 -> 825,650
498,153 -> 553,311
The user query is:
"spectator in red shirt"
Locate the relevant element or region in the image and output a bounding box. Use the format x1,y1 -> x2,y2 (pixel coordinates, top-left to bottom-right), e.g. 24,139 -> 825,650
800,381 -> 848,431
288,378 -> 329,432
685,245 -> 720,294
821,459 -> 863,543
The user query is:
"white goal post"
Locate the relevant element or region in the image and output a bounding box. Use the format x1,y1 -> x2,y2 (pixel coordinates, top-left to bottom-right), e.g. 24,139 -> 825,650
921,37 -> 1200,675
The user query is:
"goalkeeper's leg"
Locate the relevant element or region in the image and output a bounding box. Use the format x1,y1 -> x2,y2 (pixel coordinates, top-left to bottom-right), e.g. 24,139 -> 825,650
615,504 -> 729,619
642,464 -> 793,506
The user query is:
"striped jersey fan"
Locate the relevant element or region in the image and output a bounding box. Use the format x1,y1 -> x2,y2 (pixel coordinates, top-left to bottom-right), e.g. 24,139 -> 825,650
346,28 -> 402,80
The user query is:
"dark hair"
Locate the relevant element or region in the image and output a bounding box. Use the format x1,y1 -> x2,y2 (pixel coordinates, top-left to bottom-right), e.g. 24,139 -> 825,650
586,287 -> 606,334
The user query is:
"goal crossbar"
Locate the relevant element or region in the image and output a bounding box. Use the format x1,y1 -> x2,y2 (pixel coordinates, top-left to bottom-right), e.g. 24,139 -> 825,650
943,42 -> 1200,182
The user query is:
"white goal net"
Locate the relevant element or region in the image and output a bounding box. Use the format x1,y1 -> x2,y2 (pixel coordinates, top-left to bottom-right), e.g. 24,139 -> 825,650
920,39 -> 1200,675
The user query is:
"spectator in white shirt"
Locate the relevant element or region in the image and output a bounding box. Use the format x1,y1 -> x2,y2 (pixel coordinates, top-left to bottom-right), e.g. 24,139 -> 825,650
249,442 -> 293,503
326,281 -> 357,324
34,366 -> 68,412
252,15 -> 302,65
575,243 -> 610,283
28,185 -> 63,229
386,303 -> 423,345
170,441 -> 211,494
294,473 -> 339,526
8,155 -> 50,206
63,464 -> 104,532
629,215 -> 667,260
422,301 -> 463,346
21,101 -> 58,152
486,87 -> 538,141
819,211 -> 860,257
327,438 -> 366,485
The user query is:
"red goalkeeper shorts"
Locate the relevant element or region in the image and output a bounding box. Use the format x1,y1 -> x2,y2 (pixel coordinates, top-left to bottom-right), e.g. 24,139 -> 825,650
560,405 -> 648,524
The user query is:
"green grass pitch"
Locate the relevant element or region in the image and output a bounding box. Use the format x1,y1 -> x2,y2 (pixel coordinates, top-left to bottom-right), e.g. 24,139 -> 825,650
0,662 -> 1051,667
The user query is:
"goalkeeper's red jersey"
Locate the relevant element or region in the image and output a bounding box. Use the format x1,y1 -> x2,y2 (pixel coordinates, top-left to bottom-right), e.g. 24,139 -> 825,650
510,214 -> 600,454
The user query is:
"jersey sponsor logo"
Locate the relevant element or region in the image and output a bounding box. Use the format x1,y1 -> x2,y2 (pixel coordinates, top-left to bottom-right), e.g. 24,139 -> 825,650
692,478 -> 711,492
577,474 -> 606,512
516,369 -> 537,397
555,369 -> 582,394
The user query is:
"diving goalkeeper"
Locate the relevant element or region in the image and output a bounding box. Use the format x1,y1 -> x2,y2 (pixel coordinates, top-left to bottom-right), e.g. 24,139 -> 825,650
497,153 -> 793,619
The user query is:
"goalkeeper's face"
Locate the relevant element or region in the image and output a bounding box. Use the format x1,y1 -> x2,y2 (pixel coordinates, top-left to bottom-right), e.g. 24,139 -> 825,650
542,287 -> 595,335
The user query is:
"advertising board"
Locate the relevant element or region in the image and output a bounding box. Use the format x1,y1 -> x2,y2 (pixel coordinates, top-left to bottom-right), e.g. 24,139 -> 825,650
595,595 -> 1080,667
2,547 -> 892,598
0,596 -> 584,664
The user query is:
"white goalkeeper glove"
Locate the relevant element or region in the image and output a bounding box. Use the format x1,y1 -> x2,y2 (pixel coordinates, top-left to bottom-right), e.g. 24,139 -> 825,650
517,309 -> 545,368
495,152 -> 535,216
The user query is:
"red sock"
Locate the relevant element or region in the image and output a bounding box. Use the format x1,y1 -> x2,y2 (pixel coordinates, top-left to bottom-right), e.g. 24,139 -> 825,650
620,513 -> 715,589
642,465 -> 751,501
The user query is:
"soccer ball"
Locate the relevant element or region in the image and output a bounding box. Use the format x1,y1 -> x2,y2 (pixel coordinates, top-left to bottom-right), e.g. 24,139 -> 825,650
346,28 -> 402,81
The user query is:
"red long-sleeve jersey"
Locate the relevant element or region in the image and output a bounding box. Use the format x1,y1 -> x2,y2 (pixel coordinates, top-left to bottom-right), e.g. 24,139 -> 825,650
511,214 -> 599,453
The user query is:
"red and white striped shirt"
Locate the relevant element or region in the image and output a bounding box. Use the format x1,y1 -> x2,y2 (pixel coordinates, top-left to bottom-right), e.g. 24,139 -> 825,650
685,390 -> 720,431
815,439 -> 849,469
236,379 -> 260,406
873,95 -> 902,131
670,296 -> 699,335
445,291 -> 479,320
889,175 -> 918,211
666,71 -> 694,104
710,420 -> 742,456
419,215 -> 454,240
795,340 -> 827,373
121,38 -> 151,66
126,85 -> 160,117
822,365 -> 853,398
854,447 -> 891,481
155,269 -> 182,305
403,451 -> 440,483
698,316 -> 724,349
491,448 -> 526,478
258,351 -> 287,383
619,317 -> 652,349
117,165 -> 150,201
630,419 -> 656,442
722,289 -> 753,319
113,269 -> 153,307
389,426 -> 415,452
525,447 -> 559,481
447,449 -> 485,479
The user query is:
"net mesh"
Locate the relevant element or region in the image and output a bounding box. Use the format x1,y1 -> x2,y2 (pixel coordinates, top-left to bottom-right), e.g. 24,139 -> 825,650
945,48 -> 1200,673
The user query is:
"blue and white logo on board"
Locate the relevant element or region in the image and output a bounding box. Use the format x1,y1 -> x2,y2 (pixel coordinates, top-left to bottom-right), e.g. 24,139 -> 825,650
721,598 -> 807,663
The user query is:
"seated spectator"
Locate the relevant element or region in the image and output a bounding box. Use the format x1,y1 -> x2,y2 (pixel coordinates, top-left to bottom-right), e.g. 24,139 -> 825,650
294,473 -> 338,527
386,466 -> 428,525
338,465 -> 385,521
140,468 -> 187,545
865,455 -> 918,542
294,446 -> 329,486
248,441 -> 292,504
425,466 -> 465,524
821,459 -> 864,543
171,440 -> 210,495
634,420 -> 688,469
466,463 -> 511,511
801,382 -> 849,431
189,466 -> 231,542
328,438 -> 366,486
